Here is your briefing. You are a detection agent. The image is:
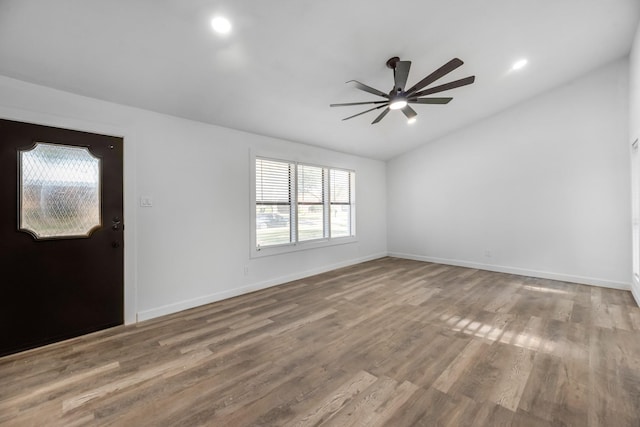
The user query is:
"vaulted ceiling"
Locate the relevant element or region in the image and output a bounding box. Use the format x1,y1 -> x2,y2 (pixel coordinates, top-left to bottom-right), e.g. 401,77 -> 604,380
0,0 -> 638,160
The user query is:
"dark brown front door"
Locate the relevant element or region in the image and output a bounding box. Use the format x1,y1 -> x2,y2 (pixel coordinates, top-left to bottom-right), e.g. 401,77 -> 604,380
0,119 -> 124,357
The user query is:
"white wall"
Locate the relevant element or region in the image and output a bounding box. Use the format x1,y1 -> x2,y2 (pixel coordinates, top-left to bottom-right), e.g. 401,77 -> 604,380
0,50 -> 634,321
0,75 -> 387,323
388,59 -> 631,289
629,22 -> 640,305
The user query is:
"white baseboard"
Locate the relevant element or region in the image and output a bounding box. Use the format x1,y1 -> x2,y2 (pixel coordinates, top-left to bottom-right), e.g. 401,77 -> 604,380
138,250 -> 635,321
632,277 -> 640,307
136,252 -> 387,322
388,252 -> 632,291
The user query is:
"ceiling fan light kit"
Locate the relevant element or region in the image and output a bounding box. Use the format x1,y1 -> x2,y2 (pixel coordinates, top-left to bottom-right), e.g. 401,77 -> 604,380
330,56 -> 476,124
389,97 -> 407,110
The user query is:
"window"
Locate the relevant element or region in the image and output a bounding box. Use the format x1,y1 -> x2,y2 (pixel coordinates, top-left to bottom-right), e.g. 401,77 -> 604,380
255,158 -> 294,247
254,157 -> 355,250
297,164 -> 325,242
330,169 -> 352,238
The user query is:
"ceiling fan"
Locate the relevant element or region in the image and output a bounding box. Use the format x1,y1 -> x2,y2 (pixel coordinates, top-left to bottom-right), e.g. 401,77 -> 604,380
330,57 -> 475,124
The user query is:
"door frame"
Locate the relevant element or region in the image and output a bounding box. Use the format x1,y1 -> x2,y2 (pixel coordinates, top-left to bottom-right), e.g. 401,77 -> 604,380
0,107 -> 137,325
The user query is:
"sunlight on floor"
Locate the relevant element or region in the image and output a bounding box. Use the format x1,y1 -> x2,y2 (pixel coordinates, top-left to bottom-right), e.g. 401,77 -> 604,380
440,313 -> 554,353
523,285 -> 569,295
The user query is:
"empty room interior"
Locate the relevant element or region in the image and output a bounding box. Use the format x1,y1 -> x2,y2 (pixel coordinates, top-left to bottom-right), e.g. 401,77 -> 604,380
1,0 -> 640,425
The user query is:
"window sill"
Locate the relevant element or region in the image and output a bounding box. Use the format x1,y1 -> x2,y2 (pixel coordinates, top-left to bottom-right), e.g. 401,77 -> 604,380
251,236 -> 357,258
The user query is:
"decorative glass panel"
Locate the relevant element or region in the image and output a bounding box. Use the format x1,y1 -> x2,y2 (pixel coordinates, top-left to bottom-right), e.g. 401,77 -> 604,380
19,142 -> 101,239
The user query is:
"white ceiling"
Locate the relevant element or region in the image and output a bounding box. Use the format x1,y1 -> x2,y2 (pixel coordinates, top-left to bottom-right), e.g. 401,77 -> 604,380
0,0 -> 638,160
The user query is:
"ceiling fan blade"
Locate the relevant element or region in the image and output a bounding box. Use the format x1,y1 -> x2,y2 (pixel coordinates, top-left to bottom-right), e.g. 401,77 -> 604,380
330,100 -> 389,107
342,104 -> 388,121
401,105 -> 417,120
346,80 -> 389,98
405,58 -> 464,96
372,107 -> 390,124
411,76 -> 476,98
394,61 -> 411,91
408,97 -> 453,104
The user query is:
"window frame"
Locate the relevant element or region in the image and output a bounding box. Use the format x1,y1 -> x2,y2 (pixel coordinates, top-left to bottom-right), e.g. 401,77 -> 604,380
250,152 -> 356,258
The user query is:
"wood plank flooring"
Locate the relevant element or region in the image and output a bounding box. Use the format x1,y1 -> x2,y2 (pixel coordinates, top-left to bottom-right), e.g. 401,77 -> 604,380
1,257 -> 640,426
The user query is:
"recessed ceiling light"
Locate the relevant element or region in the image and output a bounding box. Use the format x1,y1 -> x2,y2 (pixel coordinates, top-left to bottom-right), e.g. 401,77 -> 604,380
211,16 -> 232,34
511,59 -> 528,71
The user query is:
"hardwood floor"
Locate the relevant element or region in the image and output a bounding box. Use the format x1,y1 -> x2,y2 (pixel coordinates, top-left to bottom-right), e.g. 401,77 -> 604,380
2,257 -> 640,426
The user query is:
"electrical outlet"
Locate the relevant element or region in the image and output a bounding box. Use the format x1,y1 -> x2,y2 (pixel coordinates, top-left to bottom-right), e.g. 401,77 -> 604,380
243,266 -> 249,276
484,250 -> 492,258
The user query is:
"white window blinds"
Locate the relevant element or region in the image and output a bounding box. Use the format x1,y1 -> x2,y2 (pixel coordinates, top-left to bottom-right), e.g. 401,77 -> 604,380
297,164 -> 325,241
255,158 -> 294,247
255,157 -> 355,249
329,169 -> 352,238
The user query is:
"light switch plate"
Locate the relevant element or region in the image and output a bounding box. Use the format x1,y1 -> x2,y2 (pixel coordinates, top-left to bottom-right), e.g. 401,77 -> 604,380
140,196 -> 153,207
